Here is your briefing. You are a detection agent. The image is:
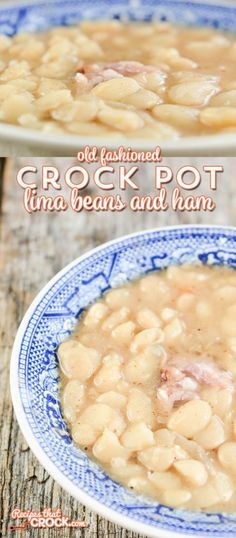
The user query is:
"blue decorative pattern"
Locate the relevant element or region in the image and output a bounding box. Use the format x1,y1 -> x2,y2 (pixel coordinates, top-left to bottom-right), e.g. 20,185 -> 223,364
15,227 -> 236,536
1,0 -> 236,35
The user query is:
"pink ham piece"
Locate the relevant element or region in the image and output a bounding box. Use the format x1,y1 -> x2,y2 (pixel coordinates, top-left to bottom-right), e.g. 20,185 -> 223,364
76,61 -> 164,92
157,355 -> 235,414
97,61 -> 159,76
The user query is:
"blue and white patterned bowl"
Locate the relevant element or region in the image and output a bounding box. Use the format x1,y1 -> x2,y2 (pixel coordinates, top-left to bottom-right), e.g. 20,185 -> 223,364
11,225 -> 236,538
1,0 -> 236,156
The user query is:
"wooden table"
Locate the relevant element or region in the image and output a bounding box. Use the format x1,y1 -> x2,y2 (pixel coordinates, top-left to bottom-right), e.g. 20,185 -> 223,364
1,157 -> 236,537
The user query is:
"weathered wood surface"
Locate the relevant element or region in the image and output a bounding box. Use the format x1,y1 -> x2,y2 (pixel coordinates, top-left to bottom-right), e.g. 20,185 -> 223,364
0,157 -> 236,538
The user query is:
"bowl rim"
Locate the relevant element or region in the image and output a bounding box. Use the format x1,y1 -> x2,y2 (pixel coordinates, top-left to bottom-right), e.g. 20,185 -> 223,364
10,224 -> 236,538
1,121 -> 236,156
1,0 -> 236,155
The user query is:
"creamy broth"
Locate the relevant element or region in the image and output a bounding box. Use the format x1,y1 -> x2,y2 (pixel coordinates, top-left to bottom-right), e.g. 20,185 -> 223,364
1,22 -> 236,138
59,265 -> 236,512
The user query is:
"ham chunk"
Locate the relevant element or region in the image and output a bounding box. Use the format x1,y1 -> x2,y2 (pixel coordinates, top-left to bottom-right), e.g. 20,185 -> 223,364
157,355 -> 235,414
76,61 -> 164,92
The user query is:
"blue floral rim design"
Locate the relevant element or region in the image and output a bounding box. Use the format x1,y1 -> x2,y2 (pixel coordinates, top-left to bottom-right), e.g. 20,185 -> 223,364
0,0 -> 236,36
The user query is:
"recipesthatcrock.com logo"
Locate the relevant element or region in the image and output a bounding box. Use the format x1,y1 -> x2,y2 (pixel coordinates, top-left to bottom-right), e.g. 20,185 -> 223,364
9,508 -> 88,530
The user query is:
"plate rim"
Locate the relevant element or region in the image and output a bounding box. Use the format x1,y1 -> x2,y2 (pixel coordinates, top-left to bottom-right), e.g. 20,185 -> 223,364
1,121 -> 236,155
